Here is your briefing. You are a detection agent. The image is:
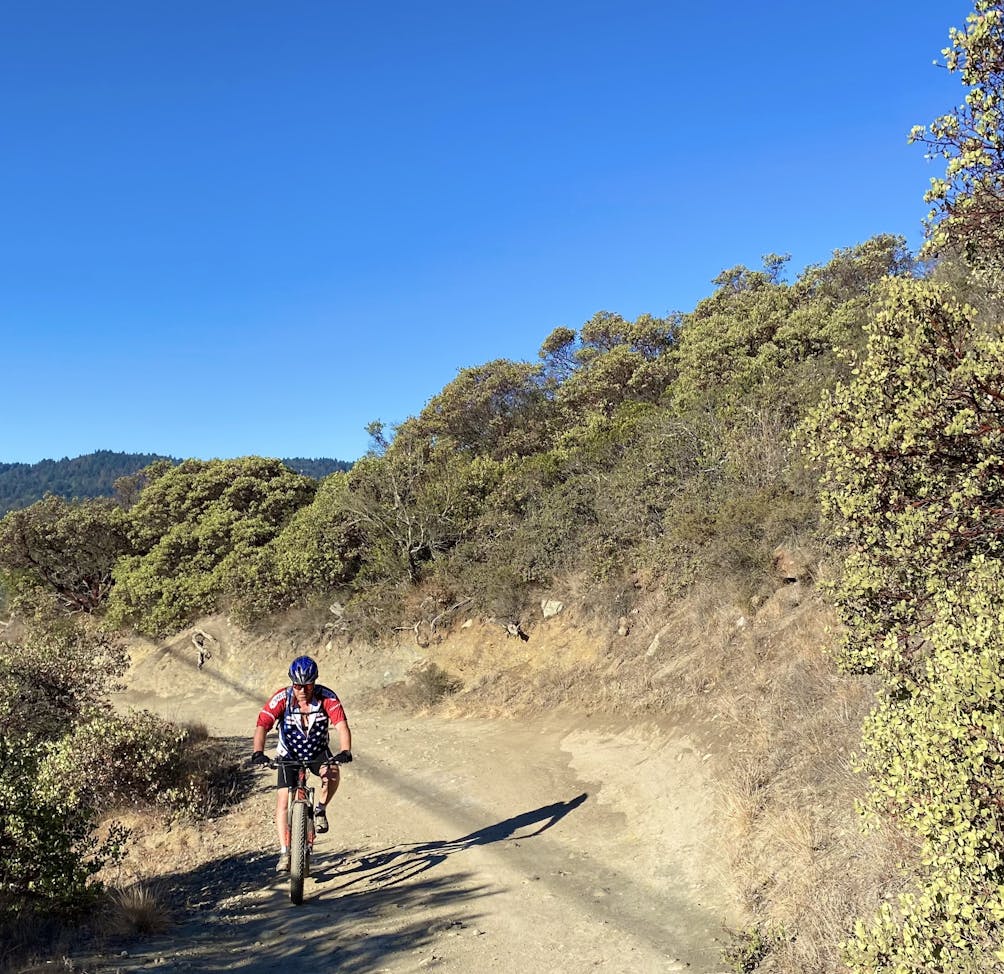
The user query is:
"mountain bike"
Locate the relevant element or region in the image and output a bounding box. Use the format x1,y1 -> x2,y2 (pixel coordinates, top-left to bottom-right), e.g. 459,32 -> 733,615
271,753 -> 349,904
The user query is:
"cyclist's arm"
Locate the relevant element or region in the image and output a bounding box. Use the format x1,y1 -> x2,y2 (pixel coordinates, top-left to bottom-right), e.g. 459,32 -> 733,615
321,696 -> 351,755
333,718 -> 352,754
254,693 -> 283,753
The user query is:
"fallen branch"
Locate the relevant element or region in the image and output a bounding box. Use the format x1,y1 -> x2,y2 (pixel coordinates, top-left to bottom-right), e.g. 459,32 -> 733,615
430,596 -> 473,631
392,596 -> 475,645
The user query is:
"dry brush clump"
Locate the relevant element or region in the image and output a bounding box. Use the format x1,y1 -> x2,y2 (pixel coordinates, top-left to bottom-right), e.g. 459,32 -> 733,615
372,660 -> 465,712
103,881 -> 174,936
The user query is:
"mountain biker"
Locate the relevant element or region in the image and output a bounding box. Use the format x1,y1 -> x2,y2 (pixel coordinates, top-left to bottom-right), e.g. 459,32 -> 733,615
251,655 -> 353,873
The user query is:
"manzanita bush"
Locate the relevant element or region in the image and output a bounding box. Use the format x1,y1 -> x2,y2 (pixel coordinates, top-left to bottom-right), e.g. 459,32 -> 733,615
807,277 -> 1004,970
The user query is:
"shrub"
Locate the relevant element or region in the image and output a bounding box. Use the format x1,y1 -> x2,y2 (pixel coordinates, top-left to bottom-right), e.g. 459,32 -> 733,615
807,277 -> 1004,970
0,622 -> 127,742
104,458 -> 316,635
0,741 -> 127,920
42,708 -> 239,817
723,923 -> 789,973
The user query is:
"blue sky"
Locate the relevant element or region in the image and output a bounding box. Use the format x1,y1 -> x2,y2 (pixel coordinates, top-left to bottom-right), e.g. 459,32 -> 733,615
1,1 -> 973,464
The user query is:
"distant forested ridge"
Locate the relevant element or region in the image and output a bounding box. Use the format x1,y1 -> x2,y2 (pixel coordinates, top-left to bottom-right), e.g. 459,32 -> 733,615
0,450 -> 352,515
279,457 -> 353,479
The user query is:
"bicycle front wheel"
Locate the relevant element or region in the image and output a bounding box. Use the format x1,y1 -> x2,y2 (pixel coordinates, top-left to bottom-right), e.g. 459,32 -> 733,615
289,801 -> 308,904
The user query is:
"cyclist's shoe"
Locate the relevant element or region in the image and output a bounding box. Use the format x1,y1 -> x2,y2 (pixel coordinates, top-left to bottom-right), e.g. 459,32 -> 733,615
275,852 -> 290,873
314,805 -> 329,834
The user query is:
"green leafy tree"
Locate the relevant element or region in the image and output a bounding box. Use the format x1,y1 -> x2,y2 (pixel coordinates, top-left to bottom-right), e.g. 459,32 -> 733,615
0,496 -> 132,613
911,0 -> 1004,292
539,311 -> 679,420
341,446 -> 482,587
538,325 -> 579,380
106,458 -> 315,634
437,450 -> 594,616
228,472 -> 362,622
112,459 -> 173,509
672,238 -> 912,421
397,359 -> 554,460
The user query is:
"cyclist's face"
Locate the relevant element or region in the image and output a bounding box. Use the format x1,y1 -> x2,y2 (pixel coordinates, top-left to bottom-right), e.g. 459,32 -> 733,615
292,682 -> 314,698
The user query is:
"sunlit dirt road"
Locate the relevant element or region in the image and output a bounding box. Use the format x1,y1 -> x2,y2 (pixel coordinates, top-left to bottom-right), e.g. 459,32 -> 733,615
90,633 -> 737,973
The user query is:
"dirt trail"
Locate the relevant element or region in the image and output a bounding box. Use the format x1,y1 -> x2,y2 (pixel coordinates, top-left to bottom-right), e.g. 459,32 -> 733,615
87,628 -> 739,973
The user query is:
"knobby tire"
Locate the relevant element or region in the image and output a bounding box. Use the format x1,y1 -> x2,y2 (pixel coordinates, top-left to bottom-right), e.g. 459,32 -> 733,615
289,800 -> 308,904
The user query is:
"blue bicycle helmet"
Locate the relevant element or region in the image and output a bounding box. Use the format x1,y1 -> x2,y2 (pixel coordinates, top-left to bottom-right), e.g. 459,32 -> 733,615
289,655 -> 319,684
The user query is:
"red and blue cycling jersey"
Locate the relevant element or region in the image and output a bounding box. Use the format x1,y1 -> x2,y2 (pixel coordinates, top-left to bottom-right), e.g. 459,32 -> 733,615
256,685 -> 347,762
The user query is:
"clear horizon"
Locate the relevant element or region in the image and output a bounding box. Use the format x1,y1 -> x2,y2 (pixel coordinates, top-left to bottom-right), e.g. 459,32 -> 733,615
1,1 -> 972,465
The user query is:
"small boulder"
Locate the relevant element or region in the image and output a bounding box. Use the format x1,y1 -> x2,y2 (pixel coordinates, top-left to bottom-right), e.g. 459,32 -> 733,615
541,599 -> 564,618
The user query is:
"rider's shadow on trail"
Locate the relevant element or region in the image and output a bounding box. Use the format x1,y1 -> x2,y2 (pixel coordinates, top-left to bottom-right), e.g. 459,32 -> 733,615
319,793 -> 588,892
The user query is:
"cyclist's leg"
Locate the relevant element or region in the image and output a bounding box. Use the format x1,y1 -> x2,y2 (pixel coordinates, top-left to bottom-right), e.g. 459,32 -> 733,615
317,760 -> 340,805
275,788 -> 291,847
276,762 -> 296,848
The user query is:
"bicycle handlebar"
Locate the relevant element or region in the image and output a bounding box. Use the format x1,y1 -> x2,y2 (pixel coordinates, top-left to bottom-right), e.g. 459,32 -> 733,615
267,753 -> 351,769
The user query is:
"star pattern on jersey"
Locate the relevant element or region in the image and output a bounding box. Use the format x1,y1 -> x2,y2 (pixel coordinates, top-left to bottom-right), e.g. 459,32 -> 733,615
279,708 -> 329,760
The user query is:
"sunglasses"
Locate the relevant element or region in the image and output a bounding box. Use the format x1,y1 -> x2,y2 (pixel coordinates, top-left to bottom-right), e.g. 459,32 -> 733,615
293,682 -> 315,689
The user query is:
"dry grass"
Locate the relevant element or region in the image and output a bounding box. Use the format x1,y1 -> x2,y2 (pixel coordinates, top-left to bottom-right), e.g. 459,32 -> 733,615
181,719 -> 210,742
103,882 -> 174,936
699,588 -> 905,974
372,661 -> 464,712
0,883 -> 175,973
721,755 -> 771,843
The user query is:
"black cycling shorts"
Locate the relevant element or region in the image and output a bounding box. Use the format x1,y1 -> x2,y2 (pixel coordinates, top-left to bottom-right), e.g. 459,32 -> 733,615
276,751 -> 333,790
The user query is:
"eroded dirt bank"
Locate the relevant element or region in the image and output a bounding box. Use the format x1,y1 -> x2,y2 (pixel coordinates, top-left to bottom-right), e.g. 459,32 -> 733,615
83,619 -> 739,974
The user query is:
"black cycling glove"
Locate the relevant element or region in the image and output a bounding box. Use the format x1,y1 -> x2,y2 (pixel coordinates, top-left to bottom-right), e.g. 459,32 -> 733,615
250,750 -> 268,767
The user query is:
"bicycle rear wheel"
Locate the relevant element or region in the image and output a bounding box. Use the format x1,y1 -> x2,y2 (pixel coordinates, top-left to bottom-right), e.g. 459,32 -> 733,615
289,801 -> 308,904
